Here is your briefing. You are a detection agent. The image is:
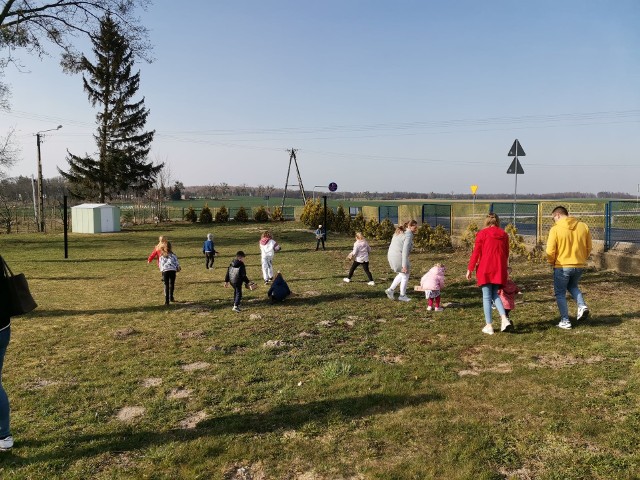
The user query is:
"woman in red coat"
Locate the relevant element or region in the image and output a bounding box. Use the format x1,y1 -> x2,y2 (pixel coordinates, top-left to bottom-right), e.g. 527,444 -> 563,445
465,213 -> 513,335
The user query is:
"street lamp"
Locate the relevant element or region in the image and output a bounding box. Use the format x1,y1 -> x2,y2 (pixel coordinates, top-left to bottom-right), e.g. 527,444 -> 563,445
36,125 -> 62,232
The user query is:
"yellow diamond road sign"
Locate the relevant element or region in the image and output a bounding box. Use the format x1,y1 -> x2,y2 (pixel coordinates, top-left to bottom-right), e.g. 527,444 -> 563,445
470,185 -> 478,195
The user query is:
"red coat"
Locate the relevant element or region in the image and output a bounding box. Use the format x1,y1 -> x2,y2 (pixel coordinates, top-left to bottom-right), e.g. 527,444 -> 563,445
467,226 -> 509,287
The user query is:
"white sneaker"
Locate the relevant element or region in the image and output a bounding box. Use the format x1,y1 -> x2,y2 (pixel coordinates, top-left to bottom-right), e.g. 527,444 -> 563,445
426,305 -> 433,311
343,278 -> 350,283
577,306 -> 589,321
397,295 -> 411,302
385,288 -> 395,300
232,305 -> 241,313
434,307 -> 444,312
0,436 -> 13,450
557,318 -> 572,330
482,324 -> 494,335
501,317 -> 514,332
367,281 -> 375,286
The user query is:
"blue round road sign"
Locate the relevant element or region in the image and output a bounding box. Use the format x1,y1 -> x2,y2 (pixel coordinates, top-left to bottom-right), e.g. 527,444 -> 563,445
328,182 -> 338,192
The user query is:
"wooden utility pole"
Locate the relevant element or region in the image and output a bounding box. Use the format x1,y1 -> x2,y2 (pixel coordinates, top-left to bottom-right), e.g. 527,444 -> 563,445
281,148 -> 307,209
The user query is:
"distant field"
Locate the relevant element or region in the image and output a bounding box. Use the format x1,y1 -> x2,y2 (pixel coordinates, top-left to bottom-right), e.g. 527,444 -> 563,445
0,222 -> 638,478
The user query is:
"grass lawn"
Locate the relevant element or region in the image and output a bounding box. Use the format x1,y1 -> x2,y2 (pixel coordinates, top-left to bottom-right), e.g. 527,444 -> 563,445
0,222 -> 638,479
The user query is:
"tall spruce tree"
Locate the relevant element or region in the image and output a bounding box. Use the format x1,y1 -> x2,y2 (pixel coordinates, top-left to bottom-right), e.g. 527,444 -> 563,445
60,15 -> 159,202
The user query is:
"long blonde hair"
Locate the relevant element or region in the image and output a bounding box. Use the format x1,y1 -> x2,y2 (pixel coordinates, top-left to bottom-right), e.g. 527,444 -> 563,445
155,235 -> 168,251
160,241 -> 173,257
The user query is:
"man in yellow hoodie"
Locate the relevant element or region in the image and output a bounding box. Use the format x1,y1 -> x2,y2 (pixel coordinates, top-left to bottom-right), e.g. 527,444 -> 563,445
546,206 -> 592,330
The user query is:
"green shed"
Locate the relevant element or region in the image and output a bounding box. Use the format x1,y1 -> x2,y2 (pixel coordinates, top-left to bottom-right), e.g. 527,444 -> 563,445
71,203 -> 121,233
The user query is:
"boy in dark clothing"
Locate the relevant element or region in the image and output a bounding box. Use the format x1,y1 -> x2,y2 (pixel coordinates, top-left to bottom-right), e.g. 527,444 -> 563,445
202,233 -> 218,269
225,251 -> 252,312
267,271 -> 291,303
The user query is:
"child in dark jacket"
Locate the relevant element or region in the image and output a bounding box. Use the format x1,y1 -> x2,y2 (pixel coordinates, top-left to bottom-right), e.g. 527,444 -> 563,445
202,233 -> 218,269
267,271 -> 291,303
224,251 -> 252,312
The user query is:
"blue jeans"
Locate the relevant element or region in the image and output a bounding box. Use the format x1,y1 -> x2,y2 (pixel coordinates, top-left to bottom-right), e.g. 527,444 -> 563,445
233,285 -> 243,307
481,284 -> 506,324
553,268 -> 586,321
0,326 -> 10,438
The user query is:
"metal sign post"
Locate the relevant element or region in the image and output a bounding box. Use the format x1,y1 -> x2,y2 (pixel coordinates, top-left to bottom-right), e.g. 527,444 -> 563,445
470,185 -> 478,218
507,139 -> 525,225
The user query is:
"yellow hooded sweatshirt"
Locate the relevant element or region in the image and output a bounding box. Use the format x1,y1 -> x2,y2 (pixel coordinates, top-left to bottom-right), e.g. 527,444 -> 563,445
546,216 -> 592,268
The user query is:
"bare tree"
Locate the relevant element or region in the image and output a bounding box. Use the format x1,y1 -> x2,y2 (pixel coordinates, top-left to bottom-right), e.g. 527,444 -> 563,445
0,126 -> 19,179
0,0 -> 152,102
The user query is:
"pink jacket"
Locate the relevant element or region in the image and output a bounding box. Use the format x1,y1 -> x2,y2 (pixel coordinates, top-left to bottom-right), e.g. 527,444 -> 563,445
420,265 -> 445,291
350,239 -> 371,263
498,279 -> 520,310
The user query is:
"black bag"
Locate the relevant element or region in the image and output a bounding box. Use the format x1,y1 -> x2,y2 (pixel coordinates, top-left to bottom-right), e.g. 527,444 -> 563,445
1,255 -> 37,316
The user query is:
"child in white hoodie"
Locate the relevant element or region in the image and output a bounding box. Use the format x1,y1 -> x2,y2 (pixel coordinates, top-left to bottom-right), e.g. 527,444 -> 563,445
259,231 -> 280,284
419,263 -> 446,311
343,232 -> 375,285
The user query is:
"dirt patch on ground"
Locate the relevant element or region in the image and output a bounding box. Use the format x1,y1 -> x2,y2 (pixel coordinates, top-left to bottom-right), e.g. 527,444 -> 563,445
113,327 -> 137,339
302,290 -> 321,298
249,313 -> 262,320
262,340 -> 290,349
178,410 -> 208,429
116,406 -> 145,423
224,463 -> 266,480
458,346 -> 514,375
141,377 -> 162,387
167,387 -> 192,399
24,379 -> 60,390
181,361 -> 210,372
298,331 -> 317,338
374,354 -> 404,364
177,330 -> 206,339
317,320 -> 335,327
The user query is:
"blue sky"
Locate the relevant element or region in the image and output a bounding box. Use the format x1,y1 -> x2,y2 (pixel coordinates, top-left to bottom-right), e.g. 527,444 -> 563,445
2,0 -> 639,195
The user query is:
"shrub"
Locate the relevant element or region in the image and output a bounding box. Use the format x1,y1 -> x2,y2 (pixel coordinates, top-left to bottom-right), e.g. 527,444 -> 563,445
254,206 -> 269,222
300,199 -> 323,228
215,205 -> 229,223
333,205 -> 351,234
270,206 -> 283,222
505,223 -> 527,257
350,211 -> 366,236
121,209 -> 134,224
528,241 -> 547,263
429,225 -> 453,251
185,206 -> 197,223
414,223 -> 433,252
461,222 -> 479,251
377,218 -> 395,242
363,217 -> 380,239
234,206 -> 249,222
199,204 -> 213,224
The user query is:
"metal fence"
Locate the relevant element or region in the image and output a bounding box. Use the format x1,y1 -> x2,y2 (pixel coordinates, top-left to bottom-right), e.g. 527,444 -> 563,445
490,202 -> 539,242
605,201 -> 640,251
378,206 -> 399,224
422,204 -> 452,232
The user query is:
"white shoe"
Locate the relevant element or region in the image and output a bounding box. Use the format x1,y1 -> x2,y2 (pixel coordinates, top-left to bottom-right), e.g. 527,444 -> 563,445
577,306 -> 589,321
482,324 -> 494,335
367,281 -> 375,286
385,288 -> 395,300
343,278 -> 350,283
0,436 -> 13,450
501,317 -> 514,332
232,305 -> 241,313
426,305 -> 433,311
397,295 -> 411,302
434,307 -> 444,312
557,318 -> 572,329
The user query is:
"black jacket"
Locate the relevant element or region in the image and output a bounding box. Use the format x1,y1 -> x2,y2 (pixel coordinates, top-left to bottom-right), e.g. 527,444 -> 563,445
267,275 -> 291,301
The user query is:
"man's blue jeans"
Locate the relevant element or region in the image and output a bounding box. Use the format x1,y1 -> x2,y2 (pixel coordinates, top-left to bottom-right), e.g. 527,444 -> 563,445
553,268 -> 586,321
0,326 -> 10,438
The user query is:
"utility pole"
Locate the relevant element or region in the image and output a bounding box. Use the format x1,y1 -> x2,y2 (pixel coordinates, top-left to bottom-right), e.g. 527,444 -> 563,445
281,148 -> 308,210
35,125 -> 63,232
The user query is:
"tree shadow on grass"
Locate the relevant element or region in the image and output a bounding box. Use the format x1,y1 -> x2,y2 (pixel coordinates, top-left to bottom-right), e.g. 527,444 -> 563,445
8,392 -> 441,465
512,310 -> 635,333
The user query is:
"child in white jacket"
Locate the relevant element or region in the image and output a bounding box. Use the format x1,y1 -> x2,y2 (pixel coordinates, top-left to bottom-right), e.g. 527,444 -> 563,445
343,232 -> 375,285
419,263 -> 446,311
259,231 -> 280,284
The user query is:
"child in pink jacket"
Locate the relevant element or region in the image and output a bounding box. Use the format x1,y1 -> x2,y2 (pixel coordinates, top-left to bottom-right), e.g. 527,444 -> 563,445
498,268 -> 520,320
419,263 -> 446,311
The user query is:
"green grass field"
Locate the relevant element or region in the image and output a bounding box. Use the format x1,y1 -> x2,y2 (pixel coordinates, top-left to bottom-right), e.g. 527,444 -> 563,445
0,222 -> 638,479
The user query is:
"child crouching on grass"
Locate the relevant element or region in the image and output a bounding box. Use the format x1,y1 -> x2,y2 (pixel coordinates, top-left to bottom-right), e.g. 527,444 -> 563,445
225,251 -> 254,313
419,263 -> 446,311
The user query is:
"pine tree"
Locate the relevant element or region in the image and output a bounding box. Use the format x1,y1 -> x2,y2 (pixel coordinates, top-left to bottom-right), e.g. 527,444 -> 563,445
60,15 -> 159,202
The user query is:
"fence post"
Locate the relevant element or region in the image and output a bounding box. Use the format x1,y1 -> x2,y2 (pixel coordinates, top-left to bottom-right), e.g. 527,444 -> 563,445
604,202 -> 610,252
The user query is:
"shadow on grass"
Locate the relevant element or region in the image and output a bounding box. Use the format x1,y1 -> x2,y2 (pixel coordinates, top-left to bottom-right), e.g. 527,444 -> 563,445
512,310 -> 636,333
9,392 -> 441,465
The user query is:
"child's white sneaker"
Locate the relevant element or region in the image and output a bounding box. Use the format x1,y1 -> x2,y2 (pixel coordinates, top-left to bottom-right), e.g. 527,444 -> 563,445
385,288 -> 395,300
482,324 -> 494,335
343,278 -> 350,283
434,307 -> 444,312
426,305 -> 433,311
0,436 -> 13,450
501,317 -> 514,332
577,306 -> 589,321
367,281 -> 375,286
397,295 -> 411,302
